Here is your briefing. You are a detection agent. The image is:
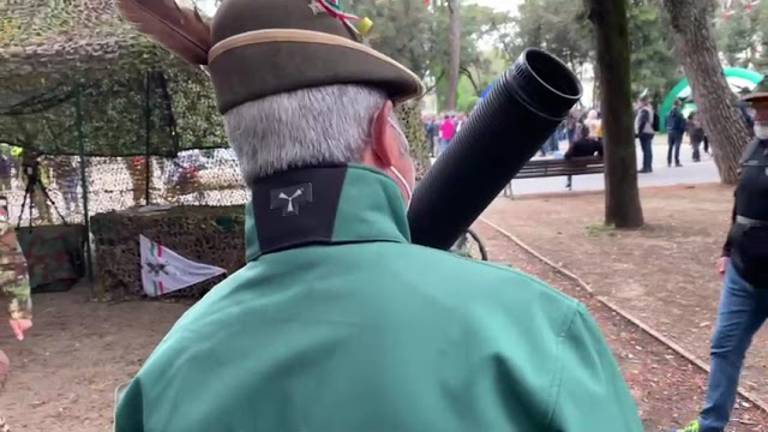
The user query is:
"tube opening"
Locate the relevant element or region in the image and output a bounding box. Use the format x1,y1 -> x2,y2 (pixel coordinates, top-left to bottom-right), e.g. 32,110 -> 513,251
524,49 -> 582,100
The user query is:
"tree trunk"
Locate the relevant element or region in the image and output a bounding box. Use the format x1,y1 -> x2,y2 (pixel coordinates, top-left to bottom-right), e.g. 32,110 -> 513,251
661,0 -> 749,184
446,0 -> 461,111
587,0 -> 644,228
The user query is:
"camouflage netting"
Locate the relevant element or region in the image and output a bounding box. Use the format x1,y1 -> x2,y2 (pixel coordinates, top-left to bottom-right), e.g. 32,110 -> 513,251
0,145 -> 248,297
0,0 -> 225,156
0,0 -> 431,297
91,205 -> 244,299
395,100 -> 431,179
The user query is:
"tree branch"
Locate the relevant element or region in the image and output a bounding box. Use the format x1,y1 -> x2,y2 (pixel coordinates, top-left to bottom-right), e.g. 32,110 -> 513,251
425,69 -> 446,94
460,66 -> 480,95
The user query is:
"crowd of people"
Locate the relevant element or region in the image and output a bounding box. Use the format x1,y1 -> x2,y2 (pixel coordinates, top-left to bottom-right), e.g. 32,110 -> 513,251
421,94 -> 725,177
633,96 -> 719,172
423,112 -> 466,156
423,106 -> 606,164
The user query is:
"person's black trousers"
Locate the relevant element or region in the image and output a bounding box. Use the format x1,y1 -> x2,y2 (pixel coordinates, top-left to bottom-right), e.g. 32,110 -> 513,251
639,133 -> 654,172
667,132 -> 683,166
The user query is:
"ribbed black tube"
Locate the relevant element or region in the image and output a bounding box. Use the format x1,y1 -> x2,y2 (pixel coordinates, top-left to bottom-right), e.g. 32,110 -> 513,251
408,49 -> 582,250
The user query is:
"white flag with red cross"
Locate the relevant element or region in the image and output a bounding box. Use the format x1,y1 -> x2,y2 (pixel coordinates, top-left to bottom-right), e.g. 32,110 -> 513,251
139,235 -> 226,297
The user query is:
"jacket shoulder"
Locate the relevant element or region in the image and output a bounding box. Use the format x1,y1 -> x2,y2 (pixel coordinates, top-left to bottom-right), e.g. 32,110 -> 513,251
400,243 -> 582,320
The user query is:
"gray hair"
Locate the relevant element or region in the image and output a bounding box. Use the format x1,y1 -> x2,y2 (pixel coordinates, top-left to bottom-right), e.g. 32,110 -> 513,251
223,84 -> 391,186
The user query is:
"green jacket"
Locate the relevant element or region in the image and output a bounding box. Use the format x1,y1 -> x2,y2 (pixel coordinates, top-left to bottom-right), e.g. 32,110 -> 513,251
116,165 -> 642,432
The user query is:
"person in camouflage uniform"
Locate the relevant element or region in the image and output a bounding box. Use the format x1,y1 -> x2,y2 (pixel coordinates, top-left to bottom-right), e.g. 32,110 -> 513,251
0,196 -> 32,341
0,195 -> 32,394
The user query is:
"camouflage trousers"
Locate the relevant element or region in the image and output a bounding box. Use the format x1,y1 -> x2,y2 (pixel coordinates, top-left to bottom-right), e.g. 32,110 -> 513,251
0,272 -> 31,321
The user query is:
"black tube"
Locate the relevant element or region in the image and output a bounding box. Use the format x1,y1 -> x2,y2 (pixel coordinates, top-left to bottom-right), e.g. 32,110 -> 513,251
408,49 -> 582,250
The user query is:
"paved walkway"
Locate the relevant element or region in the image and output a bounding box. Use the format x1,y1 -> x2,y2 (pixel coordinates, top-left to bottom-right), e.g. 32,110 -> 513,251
508,137 -> 721,196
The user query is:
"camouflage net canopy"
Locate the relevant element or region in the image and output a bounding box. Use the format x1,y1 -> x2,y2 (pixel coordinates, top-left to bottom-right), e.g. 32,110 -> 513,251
0,0 -> 225,157
0,150 -> 248,297
0,0 -> 432,297
0,151 -> 247,226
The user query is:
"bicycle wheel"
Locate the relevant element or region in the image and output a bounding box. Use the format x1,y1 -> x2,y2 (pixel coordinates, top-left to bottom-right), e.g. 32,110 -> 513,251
465,228 -> 488,261
450,229 -> 488,261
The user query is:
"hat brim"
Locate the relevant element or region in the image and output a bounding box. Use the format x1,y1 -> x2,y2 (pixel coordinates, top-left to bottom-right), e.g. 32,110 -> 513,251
209,29 -> 425,113
742,92 -> 768,103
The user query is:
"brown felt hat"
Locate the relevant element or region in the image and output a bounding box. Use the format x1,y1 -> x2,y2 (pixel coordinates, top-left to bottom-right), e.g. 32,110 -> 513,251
742,78 -> 768,104
208,0 -> 424,113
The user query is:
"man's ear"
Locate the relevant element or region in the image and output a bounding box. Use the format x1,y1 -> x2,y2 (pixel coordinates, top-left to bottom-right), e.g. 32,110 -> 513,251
371,100 -> 399,167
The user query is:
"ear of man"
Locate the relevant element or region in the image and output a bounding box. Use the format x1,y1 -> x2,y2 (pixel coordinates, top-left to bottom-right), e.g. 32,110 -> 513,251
370,101 -> 400,168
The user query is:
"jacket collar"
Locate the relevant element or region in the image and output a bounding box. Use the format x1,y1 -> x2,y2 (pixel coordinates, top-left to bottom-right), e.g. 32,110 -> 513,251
245,164 -> 410,261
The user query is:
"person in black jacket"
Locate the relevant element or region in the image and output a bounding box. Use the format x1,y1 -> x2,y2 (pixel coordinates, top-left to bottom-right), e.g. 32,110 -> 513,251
687,111 -> 705,163
563,136 -> 603,190
565,137 -> 604,160
667,99 -> 687,167
673,80 -> 768,432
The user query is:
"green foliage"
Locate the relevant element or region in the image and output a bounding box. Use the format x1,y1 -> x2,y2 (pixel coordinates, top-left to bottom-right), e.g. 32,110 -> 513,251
347,0 -> 514,112
435,71 -> 479,111
585,223 -> 617,237
511,0 -> 681,99
506,0 -> 593,70
0,0 -> 224,157
709,2 -> 768,70
717,6 -> 759,67
758,1 -> 768,67
628,1 -> 680,97
456,75 -> 478,112
347,0 -> 437,79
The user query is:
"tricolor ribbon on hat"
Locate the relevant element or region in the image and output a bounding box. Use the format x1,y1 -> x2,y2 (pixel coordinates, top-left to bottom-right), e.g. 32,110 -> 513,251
315,0 -> 359,21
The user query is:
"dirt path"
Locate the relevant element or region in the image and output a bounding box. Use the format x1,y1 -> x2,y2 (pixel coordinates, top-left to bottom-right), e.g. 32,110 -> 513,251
0,285 -> 189,431
482,184 -> 768,407
474,222 -> 768,431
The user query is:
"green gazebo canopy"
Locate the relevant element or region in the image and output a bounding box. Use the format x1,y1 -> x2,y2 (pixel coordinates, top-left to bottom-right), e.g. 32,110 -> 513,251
0,0 -> 226,157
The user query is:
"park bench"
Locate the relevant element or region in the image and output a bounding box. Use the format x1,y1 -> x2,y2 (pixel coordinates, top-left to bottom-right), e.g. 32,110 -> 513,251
504,156 -> 605,197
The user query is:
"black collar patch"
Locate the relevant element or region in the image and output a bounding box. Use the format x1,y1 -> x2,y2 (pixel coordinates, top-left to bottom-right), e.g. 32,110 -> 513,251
252,166 -> 347,255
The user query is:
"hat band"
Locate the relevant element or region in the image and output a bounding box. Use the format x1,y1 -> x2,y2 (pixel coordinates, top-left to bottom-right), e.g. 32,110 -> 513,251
208,29 -> 421,89
744,93 -> 768,102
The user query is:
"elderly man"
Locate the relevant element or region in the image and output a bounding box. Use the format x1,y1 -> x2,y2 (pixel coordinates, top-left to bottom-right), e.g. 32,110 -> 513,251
673,81 -> 768,432
115,0 -> 642,430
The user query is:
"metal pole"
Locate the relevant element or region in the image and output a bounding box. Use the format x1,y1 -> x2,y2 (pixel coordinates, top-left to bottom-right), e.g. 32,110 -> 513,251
75,85 -> 94,286
144,72 -> 152,206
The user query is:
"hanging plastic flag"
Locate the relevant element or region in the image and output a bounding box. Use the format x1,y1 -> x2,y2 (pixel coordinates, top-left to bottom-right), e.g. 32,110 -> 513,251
139,235 -> 226,297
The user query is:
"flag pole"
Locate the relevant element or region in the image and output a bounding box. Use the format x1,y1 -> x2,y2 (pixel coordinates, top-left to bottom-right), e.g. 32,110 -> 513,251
76,84 -> 95,290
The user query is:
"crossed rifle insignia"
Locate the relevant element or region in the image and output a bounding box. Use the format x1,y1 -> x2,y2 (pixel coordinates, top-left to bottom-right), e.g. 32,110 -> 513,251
145,260 -> 169,277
